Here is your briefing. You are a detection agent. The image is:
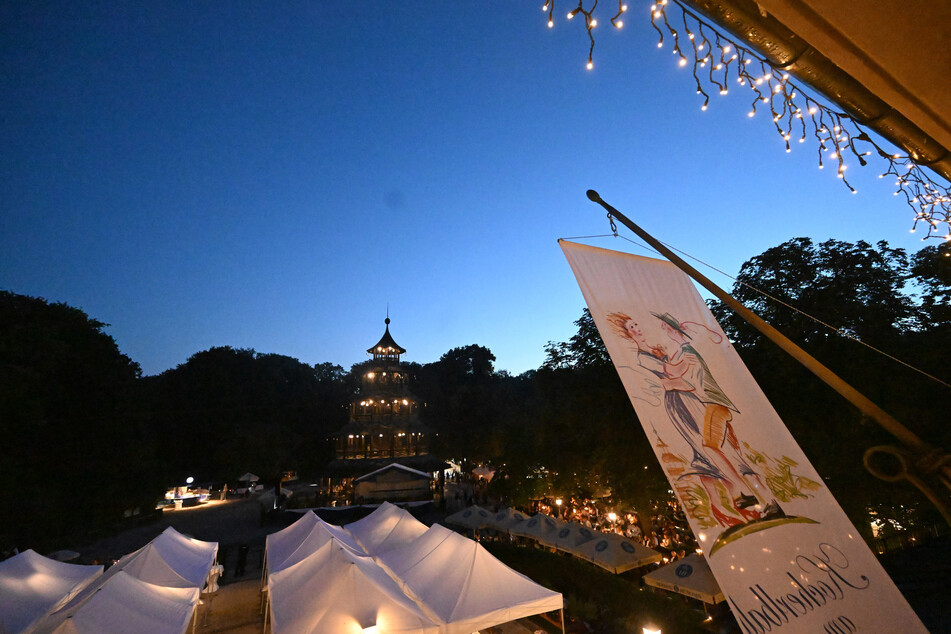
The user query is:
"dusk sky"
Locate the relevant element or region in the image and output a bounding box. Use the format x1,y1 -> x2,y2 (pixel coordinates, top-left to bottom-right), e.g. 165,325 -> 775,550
1,2 -> 932,376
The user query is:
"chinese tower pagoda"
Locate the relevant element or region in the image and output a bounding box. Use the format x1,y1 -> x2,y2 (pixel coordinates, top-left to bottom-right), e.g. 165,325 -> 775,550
332,317 -> 432,461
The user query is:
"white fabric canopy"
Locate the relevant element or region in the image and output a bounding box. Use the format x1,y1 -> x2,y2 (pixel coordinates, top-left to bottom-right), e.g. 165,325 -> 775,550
266,511 -> 320,572
550,522 -> 597,553
237,472 -> 259,482
377,524 -> 563,634
117,527 -> 218,588
267,515 -> 362,575
507,513 -> 566,548
52,571 -> 199,634
442,505 -> 492,531
571,532 -> 662,574
268,539 -> 441,634
643,554 -> 725,604
482,508 -> 529,534
0,550 -> 102,634
345,502 -> 429,556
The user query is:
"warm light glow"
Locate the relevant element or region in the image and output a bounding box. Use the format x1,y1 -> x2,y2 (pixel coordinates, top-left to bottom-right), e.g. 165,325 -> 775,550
555,498 -> 563,506
607,512 -> 617,521
643,627 -> 662,634
544,0 -> 951,239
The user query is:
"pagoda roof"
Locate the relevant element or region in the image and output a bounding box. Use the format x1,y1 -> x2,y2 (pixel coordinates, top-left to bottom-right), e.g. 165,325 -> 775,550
367,318 -> 406,355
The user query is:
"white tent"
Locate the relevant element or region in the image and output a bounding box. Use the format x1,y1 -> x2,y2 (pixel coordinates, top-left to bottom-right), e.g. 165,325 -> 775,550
643,553 -> 725,604
508,513 -> 566,548
267,515 -> 363,575
471,465 -> 495,482
377,524 -> 563,634
237,472 -> 259,482
265,511 -> 321,573
345,501 -> 429,556
571,532 -> 662,574
51,571 -> 199,634
267,539 -> 441,634
117,527 -> 218,588
550,522 -> 597,553
443,505 -> 492,531
0,550 -> 102,634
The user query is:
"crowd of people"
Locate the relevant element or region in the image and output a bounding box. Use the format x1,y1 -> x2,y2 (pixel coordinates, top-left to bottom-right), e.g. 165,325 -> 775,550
439,467 -> 701,564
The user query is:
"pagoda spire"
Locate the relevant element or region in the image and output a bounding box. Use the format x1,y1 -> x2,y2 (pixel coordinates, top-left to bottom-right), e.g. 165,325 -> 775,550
367,316 -> 406,361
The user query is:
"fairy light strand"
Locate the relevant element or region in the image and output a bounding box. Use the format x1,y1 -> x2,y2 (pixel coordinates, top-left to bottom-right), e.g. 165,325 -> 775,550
544,0 -> 951,240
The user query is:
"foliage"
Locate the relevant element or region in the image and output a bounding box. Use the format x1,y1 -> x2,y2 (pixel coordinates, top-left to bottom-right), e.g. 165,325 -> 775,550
414,344 -> 512,462
141,348 -> 346,484
5,234 -> 948,550
542,308 -> 611,370
0,291 -> 153,550
709,238 -> 951,532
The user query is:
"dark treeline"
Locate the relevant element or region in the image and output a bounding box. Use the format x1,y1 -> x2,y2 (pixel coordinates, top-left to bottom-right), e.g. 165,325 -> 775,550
1,237 -> 948,551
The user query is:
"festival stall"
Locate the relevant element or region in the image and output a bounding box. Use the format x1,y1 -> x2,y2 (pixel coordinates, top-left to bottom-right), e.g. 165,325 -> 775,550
50,571 -> 199,634
376,524 -> 563,634
267,539 -> 441,634
345,501 -> 429,556
0,550 -> 102,634
117,527 -> 218,589
266,515 -> 362,575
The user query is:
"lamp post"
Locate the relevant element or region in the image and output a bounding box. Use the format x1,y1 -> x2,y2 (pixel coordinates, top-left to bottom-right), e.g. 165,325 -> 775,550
555,498 -> 563,519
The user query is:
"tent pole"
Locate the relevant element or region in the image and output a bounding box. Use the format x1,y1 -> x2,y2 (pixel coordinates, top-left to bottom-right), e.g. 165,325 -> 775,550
561,608 -> 566,634
262,595 -> 269,634
584,189 -> 951,522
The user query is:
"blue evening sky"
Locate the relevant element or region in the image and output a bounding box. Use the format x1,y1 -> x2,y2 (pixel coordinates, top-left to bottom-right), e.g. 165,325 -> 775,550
0,2 -> 930,376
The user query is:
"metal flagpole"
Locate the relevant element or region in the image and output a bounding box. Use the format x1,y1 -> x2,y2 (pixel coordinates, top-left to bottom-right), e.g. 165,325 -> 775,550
585,189 -> 951,524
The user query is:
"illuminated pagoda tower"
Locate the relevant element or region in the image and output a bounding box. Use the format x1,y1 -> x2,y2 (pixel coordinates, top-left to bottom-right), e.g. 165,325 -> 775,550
325,318 -> 446,505
334,317 -> 430,459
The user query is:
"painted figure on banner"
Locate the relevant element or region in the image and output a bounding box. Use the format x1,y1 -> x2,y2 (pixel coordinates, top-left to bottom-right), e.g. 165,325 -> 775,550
606,311 -> 819,554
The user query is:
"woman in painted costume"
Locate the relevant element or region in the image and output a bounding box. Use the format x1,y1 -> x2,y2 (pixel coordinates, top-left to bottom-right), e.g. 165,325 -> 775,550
607,312 -> 778,527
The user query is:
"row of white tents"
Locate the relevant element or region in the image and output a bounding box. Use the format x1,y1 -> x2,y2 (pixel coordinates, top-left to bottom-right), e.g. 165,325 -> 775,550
0,527 -> 218,634
445,505 -> 726,606
445,506 -> 664,574
264,502 -> 564,633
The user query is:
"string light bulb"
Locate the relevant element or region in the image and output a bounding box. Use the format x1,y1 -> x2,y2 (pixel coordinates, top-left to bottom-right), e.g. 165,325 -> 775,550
543,0 -> 951,239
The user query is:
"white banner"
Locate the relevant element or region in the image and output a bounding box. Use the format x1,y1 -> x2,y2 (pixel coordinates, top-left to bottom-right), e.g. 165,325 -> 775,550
561,241 -> 925,633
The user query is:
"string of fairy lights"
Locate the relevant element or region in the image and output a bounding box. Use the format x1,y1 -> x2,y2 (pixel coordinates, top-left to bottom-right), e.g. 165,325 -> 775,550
543,0 -> 951,240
